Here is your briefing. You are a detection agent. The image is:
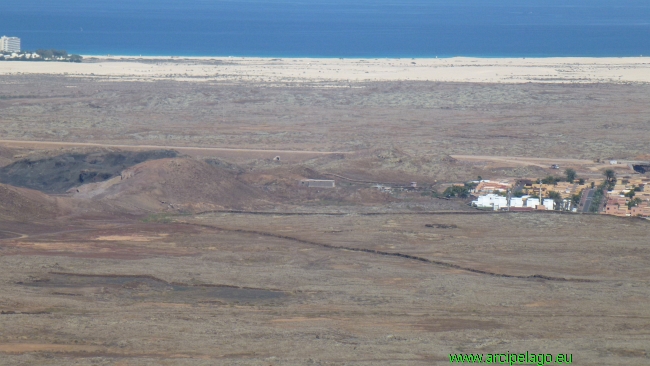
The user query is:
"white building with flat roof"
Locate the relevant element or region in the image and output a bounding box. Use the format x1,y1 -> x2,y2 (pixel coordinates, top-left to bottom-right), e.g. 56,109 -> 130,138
526,198 -> 540,208
472,194 -> 507,210
509,197 -> 524,208
0,36 -> 20,52
543,199 -> 555,211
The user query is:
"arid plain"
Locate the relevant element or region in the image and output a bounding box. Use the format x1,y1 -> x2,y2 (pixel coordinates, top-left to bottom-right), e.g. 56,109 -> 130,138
0,59 -> 649,365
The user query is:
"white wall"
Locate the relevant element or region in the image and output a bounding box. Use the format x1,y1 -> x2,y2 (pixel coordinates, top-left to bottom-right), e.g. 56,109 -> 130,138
509,197 -> 524,207
473,194 -> 510,210
526,198 -> 540,208
493,196 -> 508,210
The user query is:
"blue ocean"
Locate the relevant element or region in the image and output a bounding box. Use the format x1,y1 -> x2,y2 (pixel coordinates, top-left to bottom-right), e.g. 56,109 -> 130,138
2,0 -> 649,57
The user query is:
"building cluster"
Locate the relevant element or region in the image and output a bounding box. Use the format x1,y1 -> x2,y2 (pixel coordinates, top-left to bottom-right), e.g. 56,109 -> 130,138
472,192 -> 555,211
466,174 -> 650,218
470,179 -> 564,211
472,180 -> 512,194
0,52 -> 41,60
523,181 -> 596,200
0,36 -> 41,61
603,177 -> 650,218
0,36 -> 20,52
295,168 -> 650,218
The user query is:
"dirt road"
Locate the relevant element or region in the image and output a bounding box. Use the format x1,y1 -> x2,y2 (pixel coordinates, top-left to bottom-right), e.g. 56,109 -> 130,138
0,139 -> 350,156
451,154 -> 597,168
0,139 -> 353,163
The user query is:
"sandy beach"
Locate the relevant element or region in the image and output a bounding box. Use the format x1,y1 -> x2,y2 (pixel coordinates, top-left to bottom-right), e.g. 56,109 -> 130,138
1,56 -> 650,84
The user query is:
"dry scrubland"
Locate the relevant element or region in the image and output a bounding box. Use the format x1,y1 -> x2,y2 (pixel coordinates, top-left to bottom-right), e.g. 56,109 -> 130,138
0,60 -> 649,364
1,213 -> 649,365
1,73 -> 650,182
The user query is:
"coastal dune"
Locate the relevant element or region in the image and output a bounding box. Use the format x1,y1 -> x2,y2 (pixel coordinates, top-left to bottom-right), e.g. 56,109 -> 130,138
1,57 -> 650,83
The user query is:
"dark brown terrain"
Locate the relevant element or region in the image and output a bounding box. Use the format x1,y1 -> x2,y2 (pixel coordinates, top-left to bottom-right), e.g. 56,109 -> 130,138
0,72 -> 649,365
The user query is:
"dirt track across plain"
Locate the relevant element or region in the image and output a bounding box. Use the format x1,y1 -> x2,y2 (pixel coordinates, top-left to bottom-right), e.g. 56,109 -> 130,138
451,154 -> 602,169
451,155 -> 596,164
0,139 -> 350,156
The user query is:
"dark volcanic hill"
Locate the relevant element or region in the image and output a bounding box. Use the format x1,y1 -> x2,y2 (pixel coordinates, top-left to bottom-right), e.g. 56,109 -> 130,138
0,150 -> 179,194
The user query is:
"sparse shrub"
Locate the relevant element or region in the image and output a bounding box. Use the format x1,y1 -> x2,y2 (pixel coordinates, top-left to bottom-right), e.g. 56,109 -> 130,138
541,176 -> 560,185
604,169 -> 617,190
443,185 -> 470,198
565,168 -> 577,183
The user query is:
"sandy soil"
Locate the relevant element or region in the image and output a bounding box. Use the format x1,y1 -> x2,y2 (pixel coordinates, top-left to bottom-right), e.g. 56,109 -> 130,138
2,57 -> 650,83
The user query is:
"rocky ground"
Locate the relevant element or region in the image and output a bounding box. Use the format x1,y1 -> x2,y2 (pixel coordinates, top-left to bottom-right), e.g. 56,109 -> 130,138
1,76 -> 650,182
0,73 -> 649,365
0,212 -> 648,365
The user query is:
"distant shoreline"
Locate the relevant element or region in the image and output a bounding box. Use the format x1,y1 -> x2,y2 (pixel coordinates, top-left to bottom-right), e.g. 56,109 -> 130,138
2,56 -> 650,84
81,55 -> 650,61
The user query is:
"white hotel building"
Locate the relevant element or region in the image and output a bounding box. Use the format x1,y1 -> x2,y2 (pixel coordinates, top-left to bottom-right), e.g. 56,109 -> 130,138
0,36 -> 21,52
